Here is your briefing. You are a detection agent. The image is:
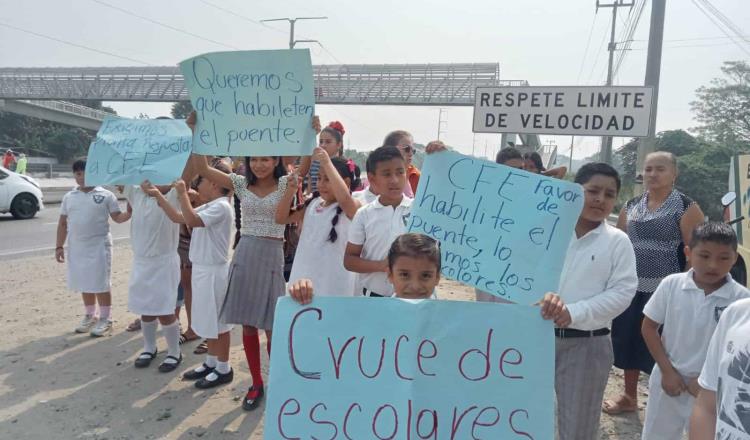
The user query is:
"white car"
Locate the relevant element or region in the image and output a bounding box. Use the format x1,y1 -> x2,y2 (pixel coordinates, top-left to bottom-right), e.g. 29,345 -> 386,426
0,166 -> 44,219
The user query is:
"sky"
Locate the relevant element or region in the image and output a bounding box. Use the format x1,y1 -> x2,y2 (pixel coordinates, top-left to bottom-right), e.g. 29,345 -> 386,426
1,0 -> 748,160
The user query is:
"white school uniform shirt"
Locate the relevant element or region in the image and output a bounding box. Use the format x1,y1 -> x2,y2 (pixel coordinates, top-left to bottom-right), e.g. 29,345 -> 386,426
557,221 -> 638,331
348,196 -> 413,296
698,297 -> 750,438
289,198 -> 355,297
190,197 -> 233,265
352,187 -> 377,205
124,186 -> 180,258
60,186 -> 120,242
644,270 -> 750,377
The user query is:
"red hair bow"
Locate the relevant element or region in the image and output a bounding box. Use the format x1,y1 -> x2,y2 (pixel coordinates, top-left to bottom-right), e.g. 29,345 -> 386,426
346,158 -> 356,173
328,121 -> 345,135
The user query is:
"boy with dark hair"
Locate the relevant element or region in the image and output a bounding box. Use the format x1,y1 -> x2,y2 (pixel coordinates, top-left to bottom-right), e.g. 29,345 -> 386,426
641,221 -> 749,439
56,158 -> 131,336
495,147 -> 524,169
345,146 -> 412,297
547,162 -> 638,440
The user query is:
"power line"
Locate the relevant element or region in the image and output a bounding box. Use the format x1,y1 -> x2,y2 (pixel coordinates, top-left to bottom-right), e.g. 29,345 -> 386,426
696,0 -> 750,44
0,20 -> 153,65
576,12 -> 599,83
197,0 -> 283,33
629,41 -> 749,50
690,0 -> 750,56
90,0 -> 240,50
585,22 -> 612,84
613,0 -> 647,78
631,35 -> 750,42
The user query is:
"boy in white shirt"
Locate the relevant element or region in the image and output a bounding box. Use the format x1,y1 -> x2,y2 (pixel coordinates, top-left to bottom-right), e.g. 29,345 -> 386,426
148,174 -> 235,389
55,158 -> 131,337
548,163 -> 638,440
345,146 -> 412,297
689,297 -> 750,439
641,221 -> 749,439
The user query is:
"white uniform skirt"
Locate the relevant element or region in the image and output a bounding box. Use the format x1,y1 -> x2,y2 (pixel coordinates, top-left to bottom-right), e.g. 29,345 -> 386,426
128,253 -> 180,316
191,263 -> 233,339
67,238 -> 112,293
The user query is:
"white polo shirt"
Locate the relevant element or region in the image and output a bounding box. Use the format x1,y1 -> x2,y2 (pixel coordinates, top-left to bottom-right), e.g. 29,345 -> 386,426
60,186 -> 120,242
698,298 -> 750,438
558,222 -> 638,331
348,195 -> 413,296
124,185 -> 180,258
352,187 -> 377,205
644,270 -> 750,377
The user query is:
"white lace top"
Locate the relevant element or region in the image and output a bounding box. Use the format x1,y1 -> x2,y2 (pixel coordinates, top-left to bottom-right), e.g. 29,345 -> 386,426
229,173 -> 288,239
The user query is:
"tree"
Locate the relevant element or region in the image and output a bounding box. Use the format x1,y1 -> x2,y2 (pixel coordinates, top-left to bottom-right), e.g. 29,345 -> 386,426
171,101 -> 193,119
691,61 -> 750,147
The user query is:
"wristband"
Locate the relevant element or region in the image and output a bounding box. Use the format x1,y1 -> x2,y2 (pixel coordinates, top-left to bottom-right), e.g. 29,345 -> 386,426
55,246 -> 63,250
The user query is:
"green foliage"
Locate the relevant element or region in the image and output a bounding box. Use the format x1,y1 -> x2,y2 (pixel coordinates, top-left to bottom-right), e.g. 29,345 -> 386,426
0,100 -> 114,163
171,101 -> 194,119
691,61 -> 750,146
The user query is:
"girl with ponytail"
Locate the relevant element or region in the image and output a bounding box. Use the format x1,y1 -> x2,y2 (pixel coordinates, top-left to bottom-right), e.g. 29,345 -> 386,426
276,147 -> 362,296
299,121 -> 346,193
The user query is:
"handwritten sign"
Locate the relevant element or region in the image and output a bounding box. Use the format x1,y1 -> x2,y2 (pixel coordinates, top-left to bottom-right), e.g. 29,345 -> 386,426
473,86 -> 654,136
84,117 -> 191,186
179,49 -> 316,156
408,151 -> 583,304
265,297 -> 553,439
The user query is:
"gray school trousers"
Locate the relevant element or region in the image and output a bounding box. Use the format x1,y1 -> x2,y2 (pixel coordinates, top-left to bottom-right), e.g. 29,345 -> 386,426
555,335 -> 613,440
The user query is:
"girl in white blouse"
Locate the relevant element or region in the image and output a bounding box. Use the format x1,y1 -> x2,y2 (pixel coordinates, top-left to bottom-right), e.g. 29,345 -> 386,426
276,147 -> 361,297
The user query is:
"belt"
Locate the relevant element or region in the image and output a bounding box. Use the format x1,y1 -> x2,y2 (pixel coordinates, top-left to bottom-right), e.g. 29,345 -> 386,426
554,328 -> 610,338
362,288 -> 385,298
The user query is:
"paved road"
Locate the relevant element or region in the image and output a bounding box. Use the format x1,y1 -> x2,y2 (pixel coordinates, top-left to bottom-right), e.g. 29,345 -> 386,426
0,202 -> 131,260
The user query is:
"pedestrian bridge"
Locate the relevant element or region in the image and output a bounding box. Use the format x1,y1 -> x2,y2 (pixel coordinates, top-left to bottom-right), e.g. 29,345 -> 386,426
0,63 -> 550,164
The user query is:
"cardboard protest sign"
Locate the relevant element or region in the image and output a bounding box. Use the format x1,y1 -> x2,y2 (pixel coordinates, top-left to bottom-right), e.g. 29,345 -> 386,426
85,116 -> 192,186
473,86 -> 654,137
179,49 -> 316,156
265,297 -> 554,439
408,151 -> 584,304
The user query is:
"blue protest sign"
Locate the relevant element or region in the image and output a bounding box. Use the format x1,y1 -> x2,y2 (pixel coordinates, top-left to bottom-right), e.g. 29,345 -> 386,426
408,151 -> 584,304
265,297 -> 553,440
84,117 -> 192,186
179,49 -> 316,156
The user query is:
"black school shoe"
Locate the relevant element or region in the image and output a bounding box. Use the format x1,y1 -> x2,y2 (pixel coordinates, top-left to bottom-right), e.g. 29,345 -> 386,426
183,364 -> 215,381
134,350 -> 158,368
242,385 -> 264,411
158,354 -> 183,373
195,369 -> 234,389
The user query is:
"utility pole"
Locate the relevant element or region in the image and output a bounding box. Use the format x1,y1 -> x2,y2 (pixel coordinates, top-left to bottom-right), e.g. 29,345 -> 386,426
437,108 -> 448,140
636,0 -> 666,195
260,16 -> 328,49
597,0 -> 634,165
569,136 -> 575,172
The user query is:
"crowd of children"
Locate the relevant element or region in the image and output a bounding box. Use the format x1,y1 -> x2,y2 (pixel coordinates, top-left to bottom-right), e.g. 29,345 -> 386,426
55,117 -> 750,438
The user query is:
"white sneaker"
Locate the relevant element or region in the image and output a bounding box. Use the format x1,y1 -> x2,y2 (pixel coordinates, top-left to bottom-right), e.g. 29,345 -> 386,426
90,319 -> 113,337
75,315 -> 97,333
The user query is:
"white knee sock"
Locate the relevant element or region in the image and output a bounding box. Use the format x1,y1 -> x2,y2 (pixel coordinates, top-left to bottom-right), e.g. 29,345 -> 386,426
216,360 -> 231,374
141,319 -> 158,354
162,321 -> 181,360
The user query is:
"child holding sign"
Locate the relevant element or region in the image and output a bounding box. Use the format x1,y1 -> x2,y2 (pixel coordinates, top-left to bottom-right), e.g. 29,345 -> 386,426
124,180 -> 183,373
192,153 -> 294,411
345,146 -> 413,297
56,158 -> 131,336
147,172 -> 236,389
546,163 -> 638,440
298,121 -> 344,193
276,147 -> 361,297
